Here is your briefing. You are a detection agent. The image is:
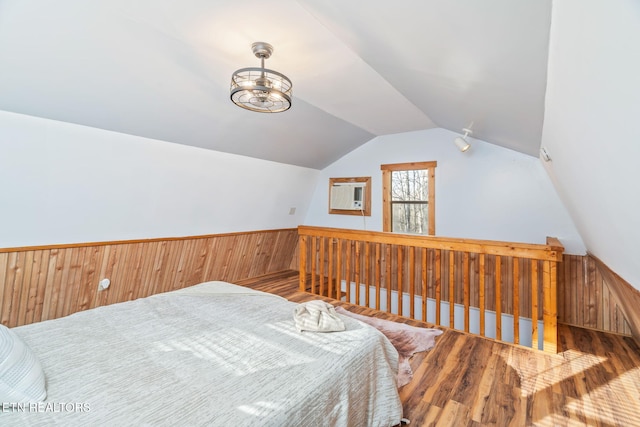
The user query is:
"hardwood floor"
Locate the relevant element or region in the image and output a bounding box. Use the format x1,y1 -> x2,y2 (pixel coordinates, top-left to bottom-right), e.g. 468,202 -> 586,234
236,270 -> 640,427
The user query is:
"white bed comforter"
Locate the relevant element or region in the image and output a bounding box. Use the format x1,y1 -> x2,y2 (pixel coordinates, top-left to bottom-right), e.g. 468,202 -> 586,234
5,282 -> 402,426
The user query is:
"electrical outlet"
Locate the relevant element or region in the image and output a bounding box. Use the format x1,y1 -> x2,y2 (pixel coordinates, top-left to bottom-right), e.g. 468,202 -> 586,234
98,278 -> 111,291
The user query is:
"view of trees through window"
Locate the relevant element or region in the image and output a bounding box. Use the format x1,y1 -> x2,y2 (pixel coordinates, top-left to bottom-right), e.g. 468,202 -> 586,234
391,170 -> 429,234
382,161 -> 436,235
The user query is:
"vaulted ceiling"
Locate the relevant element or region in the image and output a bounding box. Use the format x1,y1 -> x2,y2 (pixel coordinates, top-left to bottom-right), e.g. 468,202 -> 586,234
0,0 -> 551,169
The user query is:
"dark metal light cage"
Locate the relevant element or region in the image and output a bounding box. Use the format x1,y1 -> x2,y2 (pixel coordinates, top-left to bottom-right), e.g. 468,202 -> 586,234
230,67 -> 292,113
230,42 -> 292,113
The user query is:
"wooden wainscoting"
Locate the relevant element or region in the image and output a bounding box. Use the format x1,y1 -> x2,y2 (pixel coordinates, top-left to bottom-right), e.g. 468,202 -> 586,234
0,229 -> 298,328
558,254 -> 632,335
589,254 -> 640,341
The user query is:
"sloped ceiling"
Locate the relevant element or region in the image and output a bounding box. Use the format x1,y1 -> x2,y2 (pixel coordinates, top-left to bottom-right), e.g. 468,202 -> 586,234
541,0 -> 640,290
0,0 -> 551,169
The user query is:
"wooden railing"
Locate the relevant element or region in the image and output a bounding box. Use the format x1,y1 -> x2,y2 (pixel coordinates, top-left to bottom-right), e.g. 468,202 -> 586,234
298,226 -> 564,353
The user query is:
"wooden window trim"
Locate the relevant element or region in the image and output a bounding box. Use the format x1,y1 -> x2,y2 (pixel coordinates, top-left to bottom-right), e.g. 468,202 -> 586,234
381,161 -> 436,235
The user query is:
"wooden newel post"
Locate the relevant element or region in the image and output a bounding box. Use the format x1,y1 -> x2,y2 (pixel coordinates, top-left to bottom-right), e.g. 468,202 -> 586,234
542,237 -> 562,353
542,259 -> 558,353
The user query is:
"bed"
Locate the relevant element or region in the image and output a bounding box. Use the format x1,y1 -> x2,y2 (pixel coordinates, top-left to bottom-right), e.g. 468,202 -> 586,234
2,281 -> 403,426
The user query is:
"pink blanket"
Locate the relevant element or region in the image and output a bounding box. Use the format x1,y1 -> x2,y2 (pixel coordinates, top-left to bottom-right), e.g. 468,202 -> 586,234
335,307 -> 443,387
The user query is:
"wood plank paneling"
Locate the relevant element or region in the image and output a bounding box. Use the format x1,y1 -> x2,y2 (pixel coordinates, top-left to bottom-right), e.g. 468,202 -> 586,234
0,229 -> 298,328
558,254 -> 632,336
594,255 -> 639,338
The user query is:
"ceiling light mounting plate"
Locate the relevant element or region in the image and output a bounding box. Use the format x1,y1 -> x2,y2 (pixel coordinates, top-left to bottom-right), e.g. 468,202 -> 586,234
251,42 -> 273,59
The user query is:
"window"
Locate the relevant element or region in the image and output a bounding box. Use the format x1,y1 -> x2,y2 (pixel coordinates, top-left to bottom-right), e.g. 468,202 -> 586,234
381,161 -> 436,235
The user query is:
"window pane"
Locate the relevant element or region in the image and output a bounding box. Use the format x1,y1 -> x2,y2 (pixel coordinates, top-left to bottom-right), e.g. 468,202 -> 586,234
391,170 -> 428,201
391,202 -> 429,234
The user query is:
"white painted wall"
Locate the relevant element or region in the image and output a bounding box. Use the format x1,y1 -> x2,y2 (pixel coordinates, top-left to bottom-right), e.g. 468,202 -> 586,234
304,128 -> 585,254
541,0 -> 640,288
0,111 -> 319,247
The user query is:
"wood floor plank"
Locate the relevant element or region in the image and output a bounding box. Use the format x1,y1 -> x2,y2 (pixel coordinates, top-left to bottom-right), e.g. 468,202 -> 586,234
438,400 -> 472,426
235,270 -> 640,427
419,333 -> 470,407
398,353 -> 430,405
414,401 -> 442,427
468,350 -> 500,423
449,337 -> 494,408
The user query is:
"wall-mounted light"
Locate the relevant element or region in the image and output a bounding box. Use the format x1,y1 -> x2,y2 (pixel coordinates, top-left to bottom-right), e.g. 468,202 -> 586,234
454,127 -> 473,152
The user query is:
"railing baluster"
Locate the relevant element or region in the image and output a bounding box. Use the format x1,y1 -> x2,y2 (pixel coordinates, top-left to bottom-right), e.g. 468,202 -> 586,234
495,255 -> 502,341
365,242 -> 371,308
335,239 -> 342,300
422,248 -> 428,322
327,238 -> 336,297
375,243 -> 381,310
345,240 -> 351,302
449,251 -> 455,328
479,253 -> 485,337
355,241 -> 361,305
513,257 -> 520,345
397,246 -> 403,317
409,246 -> 415,319
299,235 -> 307,292
463,252 -> 470,333
531,259 -> 539,350
310,236 -> 317,294
386,245 -> 392,313
435,249 -> 441,325
319,237 -> 325,296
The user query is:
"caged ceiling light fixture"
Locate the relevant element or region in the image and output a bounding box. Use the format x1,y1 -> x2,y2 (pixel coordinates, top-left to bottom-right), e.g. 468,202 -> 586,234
230,42 -> 292,113
454,127 -> 473,152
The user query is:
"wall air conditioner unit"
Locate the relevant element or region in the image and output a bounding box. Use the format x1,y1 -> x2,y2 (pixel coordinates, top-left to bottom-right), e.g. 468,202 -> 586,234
330,182 -> 366,210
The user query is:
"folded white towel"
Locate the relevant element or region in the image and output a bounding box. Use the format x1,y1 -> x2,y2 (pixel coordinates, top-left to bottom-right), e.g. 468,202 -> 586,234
293,301 -> 346,333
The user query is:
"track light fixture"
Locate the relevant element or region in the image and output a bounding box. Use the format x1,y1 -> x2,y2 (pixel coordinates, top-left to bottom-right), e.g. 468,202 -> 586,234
454,127 -> 472,152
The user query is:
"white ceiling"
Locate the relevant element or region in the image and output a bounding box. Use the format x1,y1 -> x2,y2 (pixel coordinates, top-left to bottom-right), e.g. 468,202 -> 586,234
0,0 -> 552,169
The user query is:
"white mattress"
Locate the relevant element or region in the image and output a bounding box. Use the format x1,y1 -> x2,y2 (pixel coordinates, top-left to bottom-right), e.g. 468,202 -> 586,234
5,282 -> 403,426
